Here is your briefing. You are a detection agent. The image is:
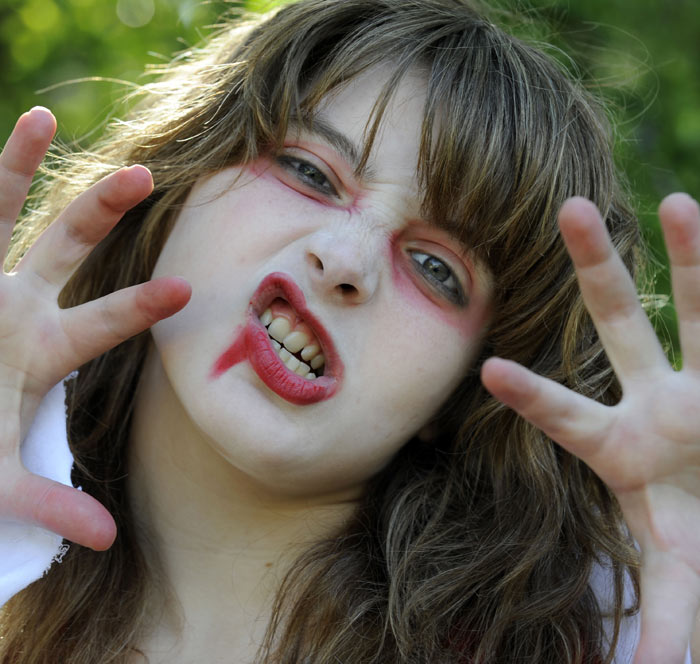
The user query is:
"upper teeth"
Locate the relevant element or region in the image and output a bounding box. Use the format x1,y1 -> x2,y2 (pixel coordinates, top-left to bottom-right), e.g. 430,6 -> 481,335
282,331 -> 311,354
260,309 -> 273,326
267,317 -> 291,342
261,308 -> 325,378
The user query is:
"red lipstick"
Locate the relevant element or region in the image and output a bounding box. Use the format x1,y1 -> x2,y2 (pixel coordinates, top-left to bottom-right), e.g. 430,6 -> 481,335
211,273 -> 343,405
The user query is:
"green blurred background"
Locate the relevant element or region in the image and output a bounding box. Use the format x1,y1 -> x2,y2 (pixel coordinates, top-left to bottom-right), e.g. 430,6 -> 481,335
1,0 -> 698,354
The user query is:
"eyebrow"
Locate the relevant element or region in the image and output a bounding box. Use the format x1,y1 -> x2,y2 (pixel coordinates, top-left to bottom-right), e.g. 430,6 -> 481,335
289,112 -> 375,179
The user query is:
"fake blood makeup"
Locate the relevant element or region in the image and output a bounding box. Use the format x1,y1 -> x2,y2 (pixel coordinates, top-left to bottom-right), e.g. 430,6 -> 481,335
211,273 -> 343,405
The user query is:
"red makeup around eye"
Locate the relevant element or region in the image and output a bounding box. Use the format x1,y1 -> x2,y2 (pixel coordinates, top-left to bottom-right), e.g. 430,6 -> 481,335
246,158 -> 352,211
249,132 -> 366,209
388,231 -> 486,340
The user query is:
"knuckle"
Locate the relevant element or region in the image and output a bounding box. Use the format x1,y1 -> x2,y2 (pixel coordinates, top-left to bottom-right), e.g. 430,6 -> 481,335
97,298 -> 126,345
0,158 -> 35,181
32,482 -> 60,527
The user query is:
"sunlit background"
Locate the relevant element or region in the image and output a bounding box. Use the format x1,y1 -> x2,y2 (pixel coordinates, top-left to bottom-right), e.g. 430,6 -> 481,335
1,0 -> 698,355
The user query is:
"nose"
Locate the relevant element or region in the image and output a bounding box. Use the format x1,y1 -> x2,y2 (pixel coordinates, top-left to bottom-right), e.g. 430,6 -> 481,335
305,228 -> 381,305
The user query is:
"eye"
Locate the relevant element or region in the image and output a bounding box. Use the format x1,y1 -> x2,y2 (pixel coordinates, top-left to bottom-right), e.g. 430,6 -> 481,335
409,250 -> 467,306
276,155 -> 339,197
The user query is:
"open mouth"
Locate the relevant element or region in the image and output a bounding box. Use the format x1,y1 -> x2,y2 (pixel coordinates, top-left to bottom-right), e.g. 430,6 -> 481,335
211,272 -> 342,405
260,298 -> 326,379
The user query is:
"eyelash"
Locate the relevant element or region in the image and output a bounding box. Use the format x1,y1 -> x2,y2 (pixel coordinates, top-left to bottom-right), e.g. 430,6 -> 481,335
408,250 -> 467,306
276,155 -> 339,197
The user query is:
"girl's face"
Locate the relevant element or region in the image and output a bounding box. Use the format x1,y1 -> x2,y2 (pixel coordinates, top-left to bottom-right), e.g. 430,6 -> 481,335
149,66 -> 491,498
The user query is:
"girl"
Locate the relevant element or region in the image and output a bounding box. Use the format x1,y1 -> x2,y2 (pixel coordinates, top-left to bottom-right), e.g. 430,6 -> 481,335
1,1 -> 699,662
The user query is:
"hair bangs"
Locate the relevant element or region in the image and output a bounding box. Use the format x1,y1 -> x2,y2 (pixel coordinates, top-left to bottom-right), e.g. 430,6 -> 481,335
238,0 -> 573,275
3,3 -> 642,662
236,0 -> 519,264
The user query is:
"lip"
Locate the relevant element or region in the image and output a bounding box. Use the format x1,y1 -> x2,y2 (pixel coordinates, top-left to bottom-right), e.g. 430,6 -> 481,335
211,273 -> 343,405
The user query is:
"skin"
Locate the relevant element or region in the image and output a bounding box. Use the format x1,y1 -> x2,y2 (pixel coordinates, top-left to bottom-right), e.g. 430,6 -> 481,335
0,85 -> 699,662
0,108 -> 190,550
482,196 -> 700,664
128,69 -> 492,659
143,68 -> 490,501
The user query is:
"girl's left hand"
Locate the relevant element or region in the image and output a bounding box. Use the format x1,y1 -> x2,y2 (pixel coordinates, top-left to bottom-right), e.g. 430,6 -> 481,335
482,194 -> 700,664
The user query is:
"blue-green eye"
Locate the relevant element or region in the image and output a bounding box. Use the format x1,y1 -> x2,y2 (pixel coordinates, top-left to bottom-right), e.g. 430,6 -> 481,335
409,250 -> 467,306
276,156 -> 338,197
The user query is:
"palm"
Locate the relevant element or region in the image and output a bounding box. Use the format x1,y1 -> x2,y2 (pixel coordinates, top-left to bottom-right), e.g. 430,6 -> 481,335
483,195 -> 700,664
0,275 -> 76,408
0,108 -> 190,551
599,374 -> 700,488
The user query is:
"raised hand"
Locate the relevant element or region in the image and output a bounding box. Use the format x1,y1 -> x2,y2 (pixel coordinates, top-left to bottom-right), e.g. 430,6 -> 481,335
482,195 -> 700,664
0,108 -> 191,551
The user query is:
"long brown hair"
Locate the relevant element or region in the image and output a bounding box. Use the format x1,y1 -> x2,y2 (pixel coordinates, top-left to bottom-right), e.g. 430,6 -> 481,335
2,1 -> 640,662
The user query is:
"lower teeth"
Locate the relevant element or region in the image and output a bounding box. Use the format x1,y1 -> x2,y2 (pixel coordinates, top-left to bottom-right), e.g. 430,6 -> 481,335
267,332 -> 322,378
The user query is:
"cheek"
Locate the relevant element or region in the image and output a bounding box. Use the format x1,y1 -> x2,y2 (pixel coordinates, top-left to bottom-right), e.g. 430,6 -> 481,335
155,166 -> 320,279
360,318 -> 469,445
373,296 -> 481,422
382,309 -> 474,386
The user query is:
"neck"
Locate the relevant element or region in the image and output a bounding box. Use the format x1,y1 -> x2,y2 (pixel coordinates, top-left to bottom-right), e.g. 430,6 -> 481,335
127,346 -> 357,662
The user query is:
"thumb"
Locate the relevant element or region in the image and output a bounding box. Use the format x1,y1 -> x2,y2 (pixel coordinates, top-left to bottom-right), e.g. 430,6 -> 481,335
8,472 -> 116,551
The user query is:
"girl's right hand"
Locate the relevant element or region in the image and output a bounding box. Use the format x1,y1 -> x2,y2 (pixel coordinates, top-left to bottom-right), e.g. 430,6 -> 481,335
0,107 -> 191,551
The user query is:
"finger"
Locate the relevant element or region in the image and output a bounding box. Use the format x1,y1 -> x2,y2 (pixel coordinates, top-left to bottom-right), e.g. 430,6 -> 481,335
558,198 -> 668,380
0,108 -> 56,258
481,357 -> 610,460
633,549 -> 700,664
58,276 -> 191,371
658,193 -> 700,370
8,472 -> 116,550
14,165 -> 153,287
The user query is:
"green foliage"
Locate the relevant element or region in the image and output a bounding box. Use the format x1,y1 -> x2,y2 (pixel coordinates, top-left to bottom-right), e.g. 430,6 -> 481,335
526,0 -> 699,360
0,0 -> 239,140
1,0 -> 697,355
531,0 -> 699,357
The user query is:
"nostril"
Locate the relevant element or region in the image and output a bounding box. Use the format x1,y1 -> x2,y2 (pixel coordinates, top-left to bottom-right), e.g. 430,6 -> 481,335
336,283 -> 358,296
308,254 -> 324,272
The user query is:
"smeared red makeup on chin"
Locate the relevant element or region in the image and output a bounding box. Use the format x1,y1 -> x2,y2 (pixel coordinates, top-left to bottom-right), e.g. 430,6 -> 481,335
387,232 -> 485,340
208,273 -> 343,406
210,325 -> 246,377
209,317 -> 340,406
